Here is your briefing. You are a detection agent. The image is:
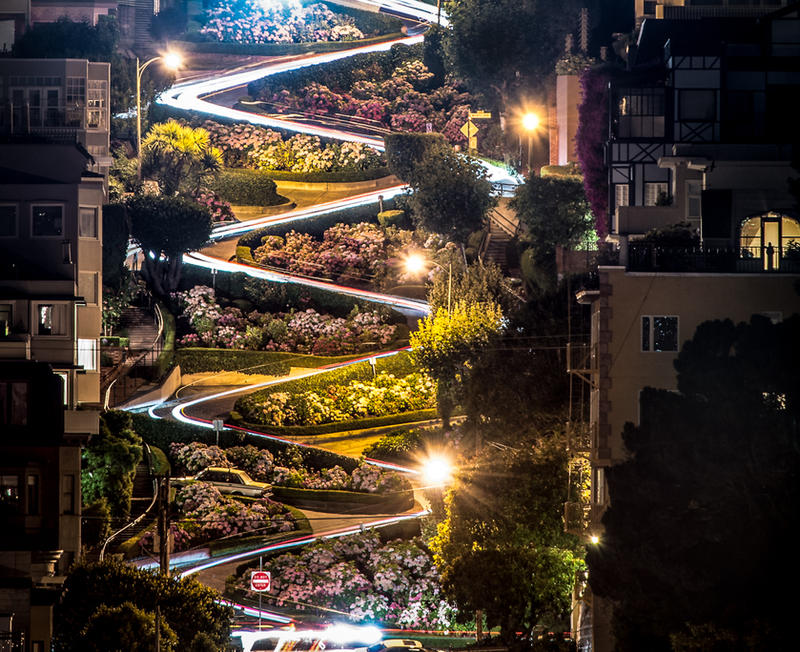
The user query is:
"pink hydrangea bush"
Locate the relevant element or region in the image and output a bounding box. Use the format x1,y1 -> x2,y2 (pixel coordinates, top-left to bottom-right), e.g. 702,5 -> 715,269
230,531 -> 459,628
170,442 -> 274,480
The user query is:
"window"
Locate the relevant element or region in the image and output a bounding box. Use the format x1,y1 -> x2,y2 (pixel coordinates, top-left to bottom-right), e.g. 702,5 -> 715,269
0,381 -> 28,425
679,89 -> 716,122
27,474 -> 40,515
78,338 -> 98,371
32,204 -> 63,236
1,475 -> 20,514
0,204 -> 16,237
79,272 -> 98,305
79,206 -> 98,238
645,182 -> 669,206
66,77 -> 86,104
0,304 -> 11,337
616,87 -> 665,138
63,474 -> 75,515
615,184 -> 630,209
56,371 -> 69,406
87,80 -> 107,130
37,303 -> 68,336
686,180 -> 702,221
642,316 -> 679,352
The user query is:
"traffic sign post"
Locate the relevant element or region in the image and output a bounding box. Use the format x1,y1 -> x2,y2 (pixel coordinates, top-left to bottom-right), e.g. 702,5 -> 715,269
212,419 -> 224,447
469,110 -> 492,120
460,120 -> 479,153
251,564 -> 271,630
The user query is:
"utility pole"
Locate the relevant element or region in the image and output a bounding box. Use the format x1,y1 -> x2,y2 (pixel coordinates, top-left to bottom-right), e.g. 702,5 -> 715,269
157,475 -> 170,576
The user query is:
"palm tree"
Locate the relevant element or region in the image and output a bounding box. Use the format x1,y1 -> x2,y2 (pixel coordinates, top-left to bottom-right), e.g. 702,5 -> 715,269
141,120 -> 222,196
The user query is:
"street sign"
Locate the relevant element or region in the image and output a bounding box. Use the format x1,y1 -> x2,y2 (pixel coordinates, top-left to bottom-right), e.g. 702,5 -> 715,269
469,110 -> 492,119
460,120 -> 479,138
250,570 -> 271,592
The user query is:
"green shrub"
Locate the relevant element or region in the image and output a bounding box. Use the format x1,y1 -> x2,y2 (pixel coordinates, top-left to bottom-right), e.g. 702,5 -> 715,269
100,336 -> 130,347
236,246 -> 254,264
242,166 -> 390,183
362,428 -> 426,462
128,413 -> 360,473
230,409 -> 438,437
175,348 -> 359,375
211,169 -> 282,206
377,209 -> 408,228
384,132 -> 447,183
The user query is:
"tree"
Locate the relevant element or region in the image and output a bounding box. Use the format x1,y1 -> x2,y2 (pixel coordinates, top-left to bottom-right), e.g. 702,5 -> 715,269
587,315 -> 800,650
82,410 -> 143,519
384,132 -> 448,183
54,559 -> 232,651
408,145 -> 496,243
428,258 -> 516,314
102,202 -> 130,292
444,0 -> 581,110
141,120 -> 222,196
126,194 -> 212,297
431,436 -> 584,643
81,602 -> 177,652
410,301 -> 503,428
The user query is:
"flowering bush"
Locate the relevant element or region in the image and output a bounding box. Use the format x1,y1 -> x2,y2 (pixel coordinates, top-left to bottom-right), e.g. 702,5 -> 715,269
138,481 -> 295,553
243,372 -> 436,426
193,188 -> 236,223
173,286 -> 398,353
199,120 -> 384,172
169,442 -> 409,494
201,1 -> 364,45
262,59 -> 473,146
230,531 -> 459,628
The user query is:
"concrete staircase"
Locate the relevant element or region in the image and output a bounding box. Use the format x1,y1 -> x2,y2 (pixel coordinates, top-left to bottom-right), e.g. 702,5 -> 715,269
483,199 -> 522,271
121,307 -> 158,352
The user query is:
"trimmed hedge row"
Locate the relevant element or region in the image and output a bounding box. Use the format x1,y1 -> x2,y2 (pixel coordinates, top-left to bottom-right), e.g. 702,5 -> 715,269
211,169 -> 283,206
128,413 -> 360,473
271,486 -> 414,514
229,409 -> 438,438
238,197 -> 393,247
250,166 -> 391,183
175,348 -> 362,375
176,32 -> 403,57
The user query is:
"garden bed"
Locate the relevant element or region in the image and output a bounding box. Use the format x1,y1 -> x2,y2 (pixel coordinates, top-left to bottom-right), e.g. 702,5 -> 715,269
174,348 -> 365,376
271,486 -> 413,514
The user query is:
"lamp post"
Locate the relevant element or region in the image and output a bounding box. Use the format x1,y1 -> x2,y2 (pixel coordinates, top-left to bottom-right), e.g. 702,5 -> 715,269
136,52 -> 182,180
405,253 -> 452,312
522,112 -> 540,174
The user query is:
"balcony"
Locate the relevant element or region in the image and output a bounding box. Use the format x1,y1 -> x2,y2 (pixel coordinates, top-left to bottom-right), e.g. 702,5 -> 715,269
0,333 -> 32,360
0,103 -> 106,136
616,204 -> 683,236
628,243 -> 800,274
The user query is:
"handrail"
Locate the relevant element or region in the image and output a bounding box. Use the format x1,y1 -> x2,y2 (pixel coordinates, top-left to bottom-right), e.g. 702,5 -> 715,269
99,443 -> 159,561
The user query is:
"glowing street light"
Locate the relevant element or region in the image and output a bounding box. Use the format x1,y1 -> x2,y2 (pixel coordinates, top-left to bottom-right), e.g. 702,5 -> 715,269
404,252 -> 452,312
422,454 -> 453,486
589,534 -> 600,545
136,52 -> 183,180
522,111 -> 540,174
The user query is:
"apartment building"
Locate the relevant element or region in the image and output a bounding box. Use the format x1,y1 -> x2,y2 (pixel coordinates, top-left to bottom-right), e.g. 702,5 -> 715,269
573,5 -> 800,650
0,57 -> 106,651
0,58 -> 111,176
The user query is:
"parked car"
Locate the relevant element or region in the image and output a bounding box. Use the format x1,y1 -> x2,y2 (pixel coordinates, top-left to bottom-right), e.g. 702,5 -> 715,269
173,466 -> 271,498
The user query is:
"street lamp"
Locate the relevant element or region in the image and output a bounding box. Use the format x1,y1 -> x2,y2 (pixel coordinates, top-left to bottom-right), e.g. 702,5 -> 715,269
422,454 -> 453,486
405,252 -> 452,312
522,112 -> 540,174
136,52 -> 182,180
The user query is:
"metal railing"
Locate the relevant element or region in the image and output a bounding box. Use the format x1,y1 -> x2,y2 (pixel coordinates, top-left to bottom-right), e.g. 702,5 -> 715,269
628,243 -> 800,274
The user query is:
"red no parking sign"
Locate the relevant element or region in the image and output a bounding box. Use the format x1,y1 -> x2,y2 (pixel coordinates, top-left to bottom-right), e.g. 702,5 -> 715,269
250,570 -> 271,592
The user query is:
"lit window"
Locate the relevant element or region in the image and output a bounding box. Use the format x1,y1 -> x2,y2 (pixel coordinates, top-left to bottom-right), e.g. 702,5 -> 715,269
615,184 -> 630,209
79,207 -> 98,238
1,475 -> 20,513
37,304 -> 68,336
78,338 -> 98,371
642,315 -> 679,352
644,182 -> 669,206
0,304 -> 11,337
32,205 -> 63,237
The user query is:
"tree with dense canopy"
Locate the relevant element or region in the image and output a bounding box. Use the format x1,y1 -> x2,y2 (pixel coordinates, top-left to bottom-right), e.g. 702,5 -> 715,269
54,559 -> 232,651
126,194 -> 212,297
407,144 -> 496,243
141,120 -> 223,196
82,410 -> 143,519
431,435 -> 584,643
81,602 -> 178,652
444,0 -> 581,109
410,300 -> 503,429
588,314 -> 800,650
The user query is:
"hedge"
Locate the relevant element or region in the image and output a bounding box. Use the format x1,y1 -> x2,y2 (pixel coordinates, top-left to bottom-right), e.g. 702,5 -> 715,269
129,412 -> 360,473
247,42 -> 423,100
229,408 -> 438,438
238,196 -> 393,247
247,166 -> 390,183
271,486 -> 414,514
234,351 -> 421,424
175,348 -> 362,376
208,505 -> 310,556
377,209 -> 408,228
175,32 -> 403,57
211,169 -> 283,206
